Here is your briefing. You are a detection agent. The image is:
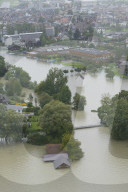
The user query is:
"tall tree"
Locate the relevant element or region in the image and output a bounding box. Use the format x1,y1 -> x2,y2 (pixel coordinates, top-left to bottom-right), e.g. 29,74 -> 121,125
111,98 -> 128,140
5,78 -> 22,96
74,28 -> 81,40
98,90 -> 128,140
0,104 -> 24,143
57,85 -> 71,104
0,56 -> 7,77
39,100 -> 73,143
39,92 -> 53,108
73,93 -> 86,111
36,68 -> 68,96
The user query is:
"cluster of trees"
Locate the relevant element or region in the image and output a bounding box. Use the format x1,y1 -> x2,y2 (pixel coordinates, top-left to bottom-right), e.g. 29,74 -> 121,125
36,68 -> 86,110
0,104 -> 24,143
36,68 -> 71,105
6,23 -> 36,35
73,93 -> 86,111
72,57 -> 105,74
6,78 -> 22,96
105,68 -> 115,79
5,66 -> 31,88
98,90 -> 128,140
28,68 -> 84,160
39,100 -> 73,143
0,56 -> 8,77
4,66 -> 37,97
0,82 -> 5,94
27,99 -> 83,161
61,133 -> 83,161
73,26 -> 94,41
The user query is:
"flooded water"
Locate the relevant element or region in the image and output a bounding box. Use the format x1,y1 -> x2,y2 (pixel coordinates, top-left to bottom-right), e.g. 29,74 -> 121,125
0,49 -> 124,126
0,49 -> 128,190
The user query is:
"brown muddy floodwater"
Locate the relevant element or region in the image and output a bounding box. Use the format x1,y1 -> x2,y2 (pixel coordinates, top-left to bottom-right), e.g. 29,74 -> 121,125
0,49 -> 128,188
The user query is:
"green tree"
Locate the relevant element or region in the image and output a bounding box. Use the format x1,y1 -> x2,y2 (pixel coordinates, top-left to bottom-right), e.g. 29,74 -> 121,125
57,85 -> 71,104
74,28 -> 81,40
0,83 -> 5,94
0,56 -> 7,77
39,92 -> 53,108
40,27 -> 48,47
61,133 -> 83,161
111,90 -> 128,140
39,100 -> 73,143
98,90 -> 128,140
106,70 -> 115,79
73,93 -> 86,111
124,65 -> 128,76
28,93 -> 33,103
36,68 -> 68,97
111,98 -> 128,140
15,67 -> 31,88
5,78 -> 22,96
5,66 -> 31,88
0,104 -> 24,143
98,95 -> 117,127
68,29 -> 73,39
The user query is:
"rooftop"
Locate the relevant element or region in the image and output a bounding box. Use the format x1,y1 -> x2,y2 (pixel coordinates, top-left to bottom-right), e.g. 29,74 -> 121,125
43,153 -> 69,162
7,105 -> 23,111
72,48 -> 111,55
54,156 -> 70,169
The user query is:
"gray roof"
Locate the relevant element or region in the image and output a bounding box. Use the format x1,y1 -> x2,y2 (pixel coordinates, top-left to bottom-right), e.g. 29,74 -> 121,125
43,153 -> 68,162
72,48 -> 111,56
7,105 -> 23,111
53,156 -> 70,169
4,32 -> 43,43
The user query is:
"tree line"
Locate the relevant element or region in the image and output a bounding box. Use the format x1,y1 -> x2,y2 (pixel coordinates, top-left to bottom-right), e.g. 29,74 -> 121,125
98,90 -> 128,140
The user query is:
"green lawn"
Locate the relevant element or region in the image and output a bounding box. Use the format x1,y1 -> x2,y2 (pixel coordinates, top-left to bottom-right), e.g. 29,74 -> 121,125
64,62 -> 85,68
28,116 -> 42,133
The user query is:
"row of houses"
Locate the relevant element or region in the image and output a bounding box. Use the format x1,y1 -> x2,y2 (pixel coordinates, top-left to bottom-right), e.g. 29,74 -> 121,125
70,48 -> 114,61
27,45 -> 71,57
27,45 -> 114,61
2,27 -> 55,47
2,32 -> 42,47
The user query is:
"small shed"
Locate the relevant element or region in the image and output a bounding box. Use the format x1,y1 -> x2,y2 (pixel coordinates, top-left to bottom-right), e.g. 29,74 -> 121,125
53,156 -> 70,169
46,144 -> 61,154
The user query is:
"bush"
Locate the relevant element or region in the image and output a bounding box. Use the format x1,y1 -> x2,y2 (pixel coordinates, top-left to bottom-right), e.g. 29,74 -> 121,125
27,133 -> 48,145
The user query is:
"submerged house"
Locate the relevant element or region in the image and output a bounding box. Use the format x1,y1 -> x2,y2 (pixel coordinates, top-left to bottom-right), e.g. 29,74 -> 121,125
76,74 -> 85,88
53,156 -> 70,169
43,144 -> 70,169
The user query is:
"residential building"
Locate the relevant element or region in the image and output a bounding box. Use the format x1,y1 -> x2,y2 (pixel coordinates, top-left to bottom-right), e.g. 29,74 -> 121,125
70,48 -> 114,60
3,32 -> 43,46
46,27 -> 55,37
6,105 -> 23,113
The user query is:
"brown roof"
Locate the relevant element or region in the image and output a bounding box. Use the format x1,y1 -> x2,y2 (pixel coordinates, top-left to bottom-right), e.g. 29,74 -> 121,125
46,144 -> 61,154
